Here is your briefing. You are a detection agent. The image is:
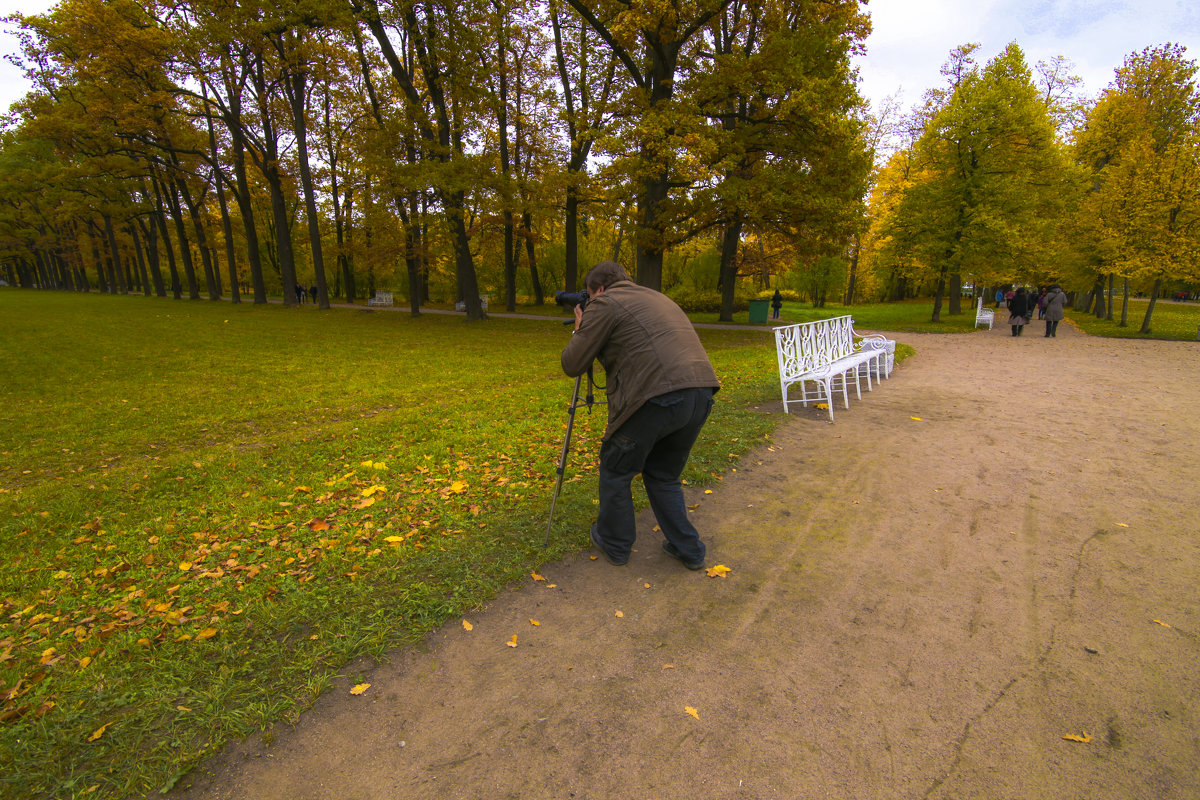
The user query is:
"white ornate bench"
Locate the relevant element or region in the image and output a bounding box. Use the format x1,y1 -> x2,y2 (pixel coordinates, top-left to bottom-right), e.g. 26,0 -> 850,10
367,291 -> 393,307
975,297 -> 994,329
454,294 -> 490,312
773,315 -> 892,421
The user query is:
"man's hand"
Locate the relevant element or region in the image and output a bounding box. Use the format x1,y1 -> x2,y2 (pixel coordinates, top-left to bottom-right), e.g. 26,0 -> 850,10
573,303 -> 584,330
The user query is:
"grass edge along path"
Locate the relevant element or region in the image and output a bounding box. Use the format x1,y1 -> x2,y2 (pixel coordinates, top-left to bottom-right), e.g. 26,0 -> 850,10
0,291 -> 828,800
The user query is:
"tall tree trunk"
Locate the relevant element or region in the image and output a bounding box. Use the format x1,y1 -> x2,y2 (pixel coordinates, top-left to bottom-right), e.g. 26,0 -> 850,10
158,176 -> 199,299
204,85 -> 241,304
717,217 -> 743,323
843,233 -> 860,305
1119,277 -> 1129,327
177,177 -> 219,300
283,55 -> 330,310
1105,273 -> 1114,320
102,214 -> 129,294
1139,278 -> 1161,334
151,180 -> 182,299
522,211 -> 543,305
948,272 -> 962,315
129,224 -> 152,296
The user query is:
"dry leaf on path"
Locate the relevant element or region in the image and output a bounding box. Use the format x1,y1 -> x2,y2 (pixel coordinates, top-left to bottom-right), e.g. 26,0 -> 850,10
685,706 -> 700,720
531,572 -> 546,581
529,619 -> 540,626
614,610 -> 624,618
1153,619 -> 1172,628
910,416 -> 923,421
506,634 -> 518,648
350,683 -> 371,695
462,620 -> 473,631
1062,732 -> 1091,743
706,564 -> 732,578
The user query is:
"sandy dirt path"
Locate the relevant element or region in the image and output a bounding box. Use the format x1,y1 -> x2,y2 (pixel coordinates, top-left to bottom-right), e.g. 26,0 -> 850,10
169,318 -> 1200,800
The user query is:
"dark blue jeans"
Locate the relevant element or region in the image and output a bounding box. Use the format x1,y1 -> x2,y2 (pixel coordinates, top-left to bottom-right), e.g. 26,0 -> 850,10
594,388 -> 714,563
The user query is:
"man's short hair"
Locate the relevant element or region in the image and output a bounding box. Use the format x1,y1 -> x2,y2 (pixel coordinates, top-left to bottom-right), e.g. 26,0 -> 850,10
585,261 -> 632,292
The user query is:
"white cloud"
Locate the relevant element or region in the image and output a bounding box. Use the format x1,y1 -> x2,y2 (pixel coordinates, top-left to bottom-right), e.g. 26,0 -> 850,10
856,0 -> 1200,110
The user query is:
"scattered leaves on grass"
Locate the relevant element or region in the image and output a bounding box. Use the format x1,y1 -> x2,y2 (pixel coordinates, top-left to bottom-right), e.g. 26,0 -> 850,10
350,683 -> 371,695
684,706 -> 699,720
1062,732 -> 1091,743
87,722 -> 112,742
307,518 -> 330,532
706,564 -> 731,578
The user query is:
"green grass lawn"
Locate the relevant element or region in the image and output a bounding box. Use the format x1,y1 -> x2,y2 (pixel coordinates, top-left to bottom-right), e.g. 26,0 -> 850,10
1066,297 -> 1200,340
0,291 -> 792,800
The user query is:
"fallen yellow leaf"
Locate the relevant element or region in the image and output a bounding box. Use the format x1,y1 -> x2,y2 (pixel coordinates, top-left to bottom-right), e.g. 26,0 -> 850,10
506,634 -> 518,647
531,572 -> 546,581
88,723 -> 112,742
307,518 -> 330,532
448,480 -> 468,494
662,664 -> 675,670
178,561 -> 192,571
685,706 -> 699,720
350,683 -> 371,695
362,484 -> 387,497
195,628 -> 218,641
353,497 -> 376,510
1153,619 -> 1172,628
529,619 -> 541,626
462,620 -> 474,631
1062,732 -> 1091,743
614,610 -> 624,618
1115,522 -> 1130,528
644,583 -> 651,589
706,564 -> 732,578
815,403 -> 829,410
910,416 -> 923,421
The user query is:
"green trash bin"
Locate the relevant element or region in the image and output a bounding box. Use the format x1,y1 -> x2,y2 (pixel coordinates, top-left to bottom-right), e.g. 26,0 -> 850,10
748,298 -> 769,324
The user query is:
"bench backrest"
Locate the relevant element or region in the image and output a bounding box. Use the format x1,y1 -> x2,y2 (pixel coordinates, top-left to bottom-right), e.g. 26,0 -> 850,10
775,316 -> 857,378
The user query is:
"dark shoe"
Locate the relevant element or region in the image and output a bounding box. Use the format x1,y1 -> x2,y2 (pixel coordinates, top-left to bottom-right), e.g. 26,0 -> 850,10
662,540 -> 705,571
590,523 -> 627,566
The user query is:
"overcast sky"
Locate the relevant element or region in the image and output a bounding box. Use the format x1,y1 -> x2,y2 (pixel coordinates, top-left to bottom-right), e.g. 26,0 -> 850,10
2,0 -> 1199,121
854,0 -> 1200,111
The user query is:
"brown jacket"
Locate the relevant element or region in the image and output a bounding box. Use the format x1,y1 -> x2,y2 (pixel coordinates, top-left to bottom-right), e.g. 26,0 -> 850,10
560,281 -> 719,440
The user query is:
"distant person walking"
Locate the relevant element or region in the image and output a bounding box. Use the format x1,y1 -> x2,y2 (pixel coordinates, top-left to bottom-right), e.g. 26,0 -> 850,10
1007,287 -> 1031,336
995,288 -> 1004,308
771,290 -> 783,320
1042,284 -> 1067,337
309,284 -> 318,304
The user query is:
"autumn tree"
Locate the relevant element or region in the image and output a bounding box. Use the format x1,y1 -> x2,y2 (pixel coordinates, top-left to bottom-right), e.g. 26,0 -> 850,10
1073,44 -> 1200,333
884,43 -> 1076,321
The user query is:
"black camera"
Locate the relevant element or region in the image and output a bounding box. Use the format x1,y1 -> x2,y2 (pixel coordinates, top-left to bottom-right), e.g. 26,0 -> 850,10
554,290 -> 589,311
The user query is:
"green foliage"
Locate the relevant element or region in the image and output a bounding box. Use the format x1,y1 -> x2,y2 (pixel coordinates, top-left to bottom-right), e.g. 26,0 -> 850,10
666,285 -> 750,313
1067,298 -> 1200,340
0,291 -> 781,800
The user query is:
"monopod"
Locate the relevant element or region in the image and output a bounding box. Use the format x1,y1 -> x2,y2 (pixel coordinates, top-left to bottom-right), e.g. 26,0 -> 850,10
544,368 -> 601,547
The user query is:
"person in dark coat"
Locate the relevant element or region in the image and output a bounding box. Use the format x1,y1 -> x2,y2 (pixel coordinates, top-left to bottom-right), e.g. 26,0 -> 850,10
561,261 -> 720,570
309,284 -> 318,304
1007,287 -> 1031,336
1042,284 -> 1067,337
770,289 -> 783,320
